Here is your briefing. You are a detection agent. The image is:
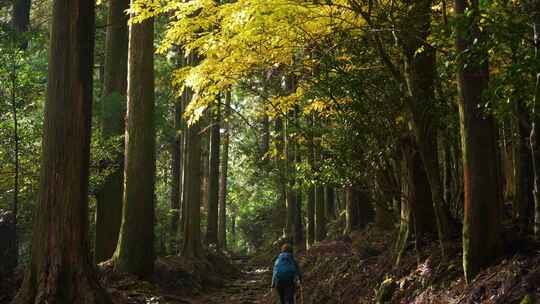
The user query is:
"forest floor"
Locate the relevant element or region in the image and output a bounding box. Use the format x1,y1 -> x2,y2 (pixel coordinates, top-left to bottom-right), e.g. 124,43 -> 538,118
256,225 -> 540,304
3,227 -> 540,304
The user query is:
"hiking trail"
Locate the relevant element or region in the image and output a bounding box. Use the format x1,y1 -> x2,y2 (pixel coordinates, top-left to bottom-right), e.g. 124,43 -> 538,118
188,256 -> 271,304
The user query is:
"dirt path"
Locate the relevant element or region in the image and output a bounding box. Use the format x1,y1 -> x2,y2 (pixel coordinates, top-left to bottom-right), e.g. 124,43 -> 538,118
188,259 -> 272,304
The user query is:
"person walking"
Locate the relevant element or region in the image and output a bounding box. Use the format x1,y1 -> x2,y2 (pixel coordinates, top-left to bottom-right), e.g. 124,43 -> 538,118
271,243 -> 302,304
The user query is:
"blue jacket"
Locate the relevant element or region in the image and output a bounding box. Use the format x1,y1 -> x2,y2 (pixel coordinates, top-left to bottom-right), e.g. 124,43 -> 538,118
271,252 -> 302,288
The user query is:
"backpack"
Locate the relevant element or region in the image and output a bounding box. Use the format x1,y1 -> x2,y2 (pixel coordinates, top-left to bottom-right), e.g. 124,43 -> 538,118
274,252 -> 297,282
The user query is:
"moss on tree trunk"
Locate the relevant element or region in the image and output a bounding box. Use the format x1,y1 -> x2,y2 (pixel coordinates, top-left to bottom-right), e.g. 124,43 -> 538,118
455,0 -> 502,282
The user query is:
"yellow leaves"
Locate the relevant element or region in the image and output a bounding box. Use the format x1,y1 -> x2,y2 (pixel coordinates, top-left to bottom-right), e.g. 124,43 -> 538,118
304,96 -> 351,117
151,0 -> 370,123
128,0 -> 161,24
304,99 -> 329,114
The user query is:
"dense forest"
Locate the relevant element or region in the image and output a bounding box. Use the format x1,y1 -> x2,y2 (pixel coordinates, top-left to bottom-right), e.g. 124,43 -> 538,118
1,0 -> 540,303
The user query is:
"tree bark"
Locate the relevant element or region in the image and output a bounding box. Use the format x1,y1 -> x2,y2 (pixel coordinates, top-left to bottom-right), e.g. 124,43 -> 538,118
169,98 -> 182,253
344,186 -> 373,235
530,1 -> 540,237
400,0 -> 453,248
94,0 -> 129,264
182,115 -> 203,258
515,100 -> 532,234
314,137 -> 326,242
218,92 -> 231,250
12,0 -> 111,302
206,104 -> 221,246
306,117 -> 316,248
395,137 -> 436,265
325,186 -> 336,220
113,14 -> 155,278
11,0 -> 31,49
455,0 -> 502,283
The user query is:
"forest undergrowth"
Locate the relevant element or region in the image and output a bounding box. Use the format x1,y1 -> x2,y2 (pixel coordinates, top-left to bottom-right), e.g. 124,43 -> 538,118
2,225 -> 540,304
262,226 -> 540,304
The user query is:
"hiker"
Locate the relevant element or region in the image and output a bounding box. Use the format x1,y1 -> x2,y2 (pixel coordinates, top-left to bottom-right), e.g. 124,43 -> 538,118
271,243 -> 302,304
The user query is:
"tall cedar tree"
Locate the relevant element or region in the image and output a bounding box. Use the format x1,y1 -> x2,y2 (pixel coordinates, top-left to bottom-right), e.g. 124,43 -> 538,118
12,0 -> 112,302
181,54 -> 204,257
206,104 -> 221,246
218,92 -> 231,249
530,0 -> 540,237
306,117 -> 316,248
182,105 -> 204,258
399,0 -> 453,247
95,0 -> 129,264
113,14 -> 156,277
169,96 -> 183,251
455,0 -> 502,282
314,135 -> 326,242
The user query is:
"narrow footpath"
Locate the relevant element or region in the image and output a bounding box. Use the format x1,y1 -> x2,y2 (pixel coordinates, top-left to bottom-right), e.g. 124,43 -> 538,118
188,257 -> 271,304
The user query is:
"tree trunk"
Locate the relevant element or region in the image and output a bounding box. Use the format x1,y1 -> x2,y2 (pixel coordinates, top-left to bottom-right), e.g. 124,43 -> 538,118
13,0 -> 111,302
218,92 -> 231,250
113,14 -> 155,278
11,0 -> 31,49
261,114 -> 270,158
314,137 -> 326,242
315,185 -> 326,242
400,0 -> 453,247
306,117 -> 316,248
94,0 -> 129,264
515,100 -> 532,234
169,98 -> 183,253
179,81 -> 190,248
206,104 -> 221,246
395,137 -> 436,265
325,186 -> 336,220
455,0 -> 502,283
306,188 -> 315,248
294,185 -> 304,249
344,186 -> 373,235
284,115 -> 296,241
181,80 -> 203,258
530,2 -> 540,237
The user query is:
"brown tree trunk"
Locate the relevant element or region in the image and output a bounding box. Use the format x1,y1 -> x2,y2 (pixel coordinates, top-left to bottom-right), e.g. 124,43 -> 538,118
218,92 -> 231,250
206,104 -> 220,246
94,0 -> 129,264
314,137 -> 326,242
455,0 -> 502,282
13,0 -> 111,302
395,137 -> 437,265
113,14 -> 155,278
400,0 -> 454,248
306,117 -> 316,248
530,1 -> 540,237
261,114 -> 270,158
11,0 -> 31,49
514,100 -> 532,234
344,186 -> 373,235
169,98 -> 183,253
182,117 -> 203,258
325,186 -> 336,220
181,61 -> 203,258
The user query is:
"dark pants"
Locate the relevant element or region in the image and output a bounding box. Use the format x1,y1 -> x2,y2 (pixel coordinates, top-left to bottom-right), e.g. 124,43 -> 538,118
276,280 -> 295,304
